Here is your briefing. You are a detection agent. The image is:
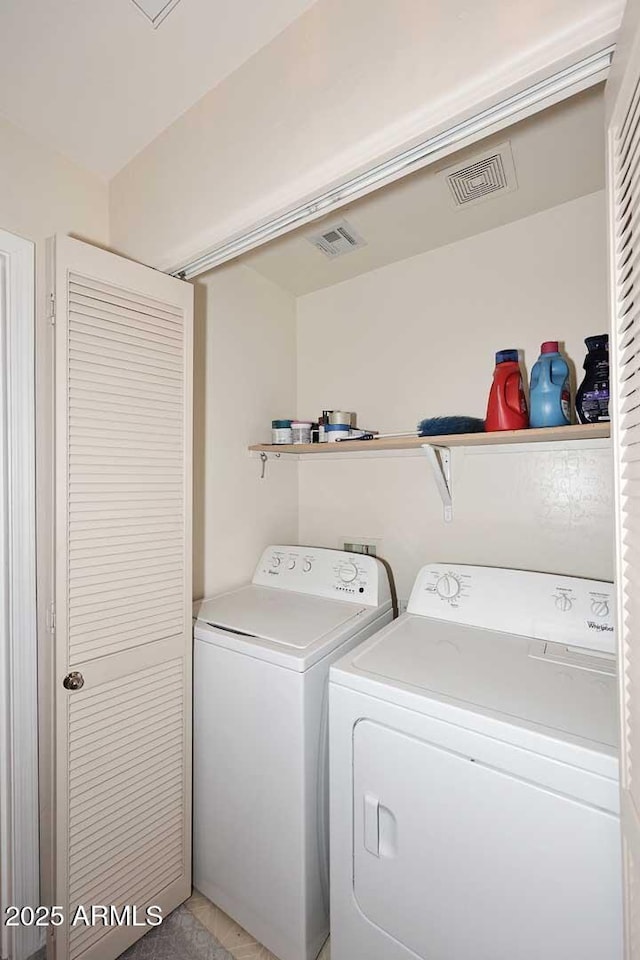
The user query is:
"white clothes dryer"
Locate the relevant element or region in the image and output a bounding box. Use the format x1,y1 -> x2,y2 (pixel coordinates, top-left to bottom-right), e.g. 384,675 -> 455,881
193,545 -> 392,960
329,563 -> 621,960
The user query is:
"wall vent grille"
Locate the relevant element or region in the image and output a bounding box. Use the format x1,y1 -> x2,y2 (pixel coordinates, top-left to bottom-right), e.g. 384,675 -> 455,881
445,142 -> 517,207
306,220 -> 367,258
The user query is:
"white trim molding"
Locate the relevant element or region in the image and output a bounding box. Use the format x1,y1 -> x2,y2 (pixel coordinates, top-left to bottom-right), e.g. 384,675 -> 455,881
0,229 -> 39,960
172,44 -> 614,280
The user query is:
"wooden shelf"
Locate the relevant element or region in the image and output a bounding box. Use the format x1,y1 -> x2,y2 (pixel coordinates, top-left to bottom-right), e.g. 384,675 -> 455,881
249,422 -> 610,455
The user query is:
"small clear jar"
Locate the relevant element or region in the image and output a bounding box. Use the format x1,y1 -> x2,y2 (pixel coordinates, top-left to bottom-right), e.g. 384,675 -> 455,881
291,421 -> 312,444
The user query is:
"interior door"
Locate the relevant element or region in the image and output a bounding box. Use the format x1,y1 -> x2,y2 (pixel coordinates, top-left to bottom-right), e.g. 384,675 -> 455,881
49,236 -> 193,960
608,1 -> 640,956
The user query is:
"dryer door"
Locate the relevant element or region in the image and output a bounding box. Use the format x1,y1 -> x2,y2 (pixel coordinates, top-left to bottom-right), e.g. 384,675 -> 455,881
353,720 -> 622,960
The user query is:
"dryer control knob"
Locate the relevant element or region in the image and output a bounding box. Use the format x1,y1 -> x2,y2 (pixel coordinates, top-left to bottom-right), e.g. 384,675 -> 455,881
436,574 -> 460,599
591,599 -> 609,618
288,559 -> 296,570
303,560 -> 312,573
555,594 -> 573,612
271,556 -> 281,567
340,563 -> 358,583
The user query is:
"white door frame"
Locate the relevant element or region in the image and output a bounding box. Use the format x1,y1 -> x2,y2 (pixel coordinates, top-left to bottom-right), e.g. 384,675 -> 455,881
0,229 -> 39,960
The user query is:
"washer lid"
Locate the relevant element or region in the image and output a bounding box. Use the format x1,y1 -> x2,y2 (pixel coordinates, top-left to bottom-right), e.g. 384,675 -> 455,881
195,584 -> 365,649
342,614 -> 618,750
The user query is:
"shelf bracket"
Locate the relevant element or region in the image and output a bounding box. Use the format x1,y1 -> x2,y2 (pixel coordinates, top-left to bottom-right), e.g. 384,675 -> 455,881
421,444 -> 452,522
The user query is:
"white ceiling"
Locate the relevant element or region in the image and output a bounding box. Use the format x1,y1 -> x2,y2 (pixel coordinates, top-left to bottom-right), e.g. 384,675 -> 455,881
242,86 -> 605,296
0,0 -> 317,179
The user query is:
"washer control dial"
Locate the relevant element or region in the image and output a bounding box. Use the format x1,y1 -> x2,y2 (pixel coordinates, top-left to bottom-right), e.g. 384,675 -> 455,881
288,558 -> 296,570
339,562 -> 358,584
435,574 -> 461,599
271,556 -> 281,568
303,560 -> 312,573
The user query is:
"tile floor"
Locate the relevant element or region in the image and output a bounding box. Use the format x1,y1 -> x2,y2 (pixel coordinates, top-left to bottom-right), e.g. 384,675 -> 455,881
120,905 -> 234,960
184,890 -> 331,960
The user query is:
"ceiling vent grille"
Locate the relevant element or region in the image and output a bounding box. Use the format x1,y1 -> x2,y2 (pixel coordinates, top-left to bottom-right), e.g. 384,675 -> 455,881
445,142 -> 517,208
306,220 -> 367,258
130,0 -> 182,28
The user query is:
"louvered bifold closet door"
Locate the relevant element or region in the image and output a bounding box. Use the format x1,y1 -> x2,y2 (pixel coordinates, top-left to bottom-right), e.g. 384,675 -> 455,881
609,7 -> 640,956
51,237 -> 193,960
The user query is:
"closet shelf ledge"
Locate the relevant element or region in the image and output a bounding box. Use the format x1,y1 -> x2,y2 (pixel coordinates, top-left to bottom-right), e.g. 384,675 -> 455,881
249,422 -> 610,456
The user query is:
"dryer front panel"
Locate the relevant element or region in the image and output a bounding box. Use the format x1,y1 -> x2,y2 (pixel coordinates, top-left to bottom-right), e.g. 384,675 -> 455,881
352,719 -> 622,960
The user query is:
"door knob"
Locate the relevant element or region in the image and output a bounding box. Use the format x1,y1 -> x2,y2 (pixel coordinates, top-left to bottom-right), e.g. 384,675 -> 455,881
63,672 -> 84,691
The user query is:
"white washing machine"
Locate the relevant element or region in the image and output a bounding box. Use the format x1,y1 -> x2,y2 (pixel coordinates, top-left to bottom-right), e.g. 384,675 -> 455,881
330,563 -> 622,960
193,545 -> 393,960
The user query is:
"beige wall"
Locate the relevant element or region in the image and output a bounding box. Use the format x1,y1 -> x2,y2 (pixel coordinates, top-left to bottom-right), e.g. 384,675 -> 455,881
0,114 -> 108,645
296,191 -> 613,601
193,262 -> 298,599
0,114 -> 108,247
0,113 -> 108,905
0,114 -> 108,611
109,0 -> 621,272
0,112 -> 109,423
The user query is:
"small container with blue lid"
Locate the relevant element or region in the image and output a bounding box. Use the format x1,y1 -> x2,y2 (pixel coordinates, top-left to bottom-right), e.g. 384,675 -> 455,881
272,419 -> 293,444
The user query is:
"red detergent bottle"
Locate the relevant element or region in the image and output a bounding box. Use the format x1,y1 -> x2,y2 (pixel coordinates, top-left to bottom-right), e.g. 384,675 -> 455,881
485,349 -> 529,431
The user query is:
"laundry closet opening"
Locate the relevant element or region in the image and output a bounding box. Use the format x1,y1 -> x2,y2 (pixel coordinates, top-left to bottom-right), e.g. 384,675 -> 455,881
191,82 -> 612,606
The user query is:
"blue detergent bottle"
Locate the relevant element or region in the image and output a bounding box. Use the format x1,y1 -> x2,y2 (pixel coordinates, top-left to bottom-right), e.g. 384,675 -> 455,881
529,341 -> 571,428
